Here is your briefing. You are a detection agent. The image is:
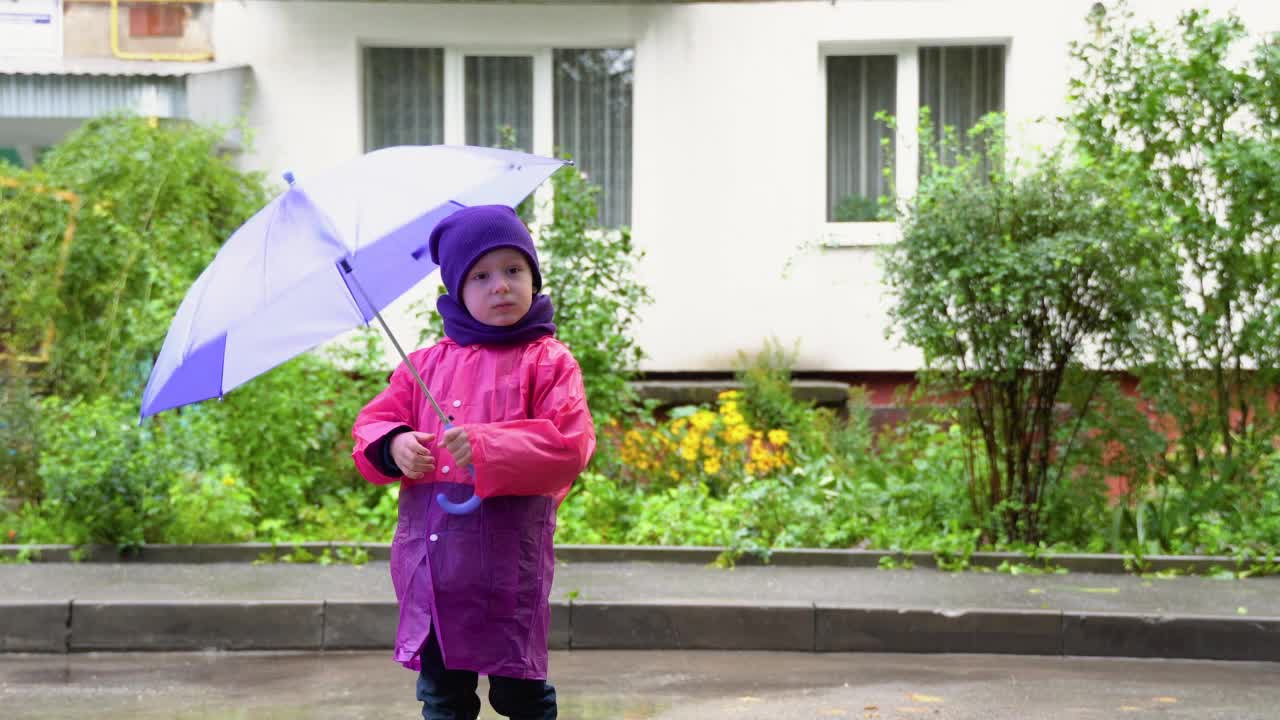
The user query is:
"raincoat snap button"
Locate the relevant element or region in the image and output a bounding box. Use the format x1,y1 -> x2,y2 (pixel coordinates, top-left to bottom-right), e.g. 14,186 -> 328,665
451,400 -> 462,408
429,533 -> 438,542
441,466 -> 451,474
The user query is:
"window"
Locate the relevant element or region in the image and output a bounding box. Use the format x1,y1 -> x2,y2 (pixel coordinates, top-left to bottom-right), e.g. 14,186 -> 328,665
129,5 -> 186,38
823,42 -> 1006,240
363,46 -> 634,227
553,49 -> 634,228
919,45 -> 1005,165
364,48 -> 445,150
826,55 -> 896,222
465,56 -> 533,151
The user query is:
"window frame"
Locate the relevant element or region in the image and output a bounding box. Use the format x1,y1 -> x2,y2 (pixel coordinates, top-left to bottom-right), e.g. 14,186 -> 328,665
819,38 -> 1008,248
360,42 -> 634,228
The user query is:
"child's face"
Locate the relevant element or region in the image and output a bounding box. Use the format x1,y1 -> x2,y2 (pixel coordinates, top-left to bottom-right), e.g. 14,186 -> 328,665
460,247 -> 535,326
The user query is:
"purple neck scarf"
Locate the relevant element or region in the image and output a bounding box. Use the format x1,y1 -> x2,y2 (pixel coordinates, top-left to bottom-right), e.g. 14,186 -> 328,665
437,293 -> 557,347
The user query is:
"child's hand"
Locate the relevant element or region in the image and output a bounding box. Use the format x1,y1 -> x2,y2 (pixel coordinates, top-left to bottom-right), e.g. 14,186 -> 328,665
441,426 -> 473,468
390,432 -> 436,479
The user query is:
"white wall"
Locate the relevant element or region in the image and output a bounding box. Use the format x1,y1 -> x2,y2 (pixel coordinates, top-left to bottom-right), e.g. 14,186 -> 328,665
212,0 -> 1280,373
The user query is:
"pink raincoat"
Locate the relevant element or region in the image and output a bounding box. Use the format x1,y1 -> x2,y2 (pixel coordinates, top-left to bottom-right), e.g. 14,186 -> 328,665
351,335 -> 595,679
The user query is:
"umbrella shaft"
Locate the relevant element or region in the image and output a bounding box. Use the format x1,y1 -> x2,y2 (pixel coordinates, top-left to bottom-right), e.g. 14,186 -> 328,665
341,260 -> 450,426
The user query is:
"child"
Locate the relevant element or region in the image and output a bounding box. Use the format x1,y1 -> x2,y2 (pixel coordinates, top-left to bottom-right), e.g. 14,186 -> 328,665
351,204 -> 595,720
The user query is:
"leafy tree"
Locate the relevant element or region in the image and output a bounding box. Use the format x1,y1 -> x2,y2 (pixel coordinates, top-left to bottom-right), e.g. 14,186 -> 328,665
882,116 -> 1147,544
1068,4 -> 1280,493
19,115 -> 268,397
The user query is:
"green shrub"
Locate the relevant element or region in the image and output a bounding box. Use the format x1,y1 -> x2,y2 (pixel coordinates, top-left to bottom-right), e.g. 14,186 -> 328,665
0,377 -> 42,504
166,464 -> 256,544
1069,5 -> 1280,493
18,115 -> 268,397
193,326 -> 390,536
36,394 -> 212,547
882,114 -> 1145,545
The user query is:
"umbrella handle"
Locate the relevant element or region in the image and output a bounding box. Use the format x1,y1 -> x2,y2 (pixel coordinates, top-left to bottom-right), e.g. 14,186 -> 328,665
435,423 -> 481,515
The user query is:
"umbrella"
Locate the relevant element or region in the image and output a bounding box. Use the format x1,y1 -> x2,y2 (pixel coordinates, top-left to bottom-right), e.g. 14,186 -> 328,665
140,144 -> 570,514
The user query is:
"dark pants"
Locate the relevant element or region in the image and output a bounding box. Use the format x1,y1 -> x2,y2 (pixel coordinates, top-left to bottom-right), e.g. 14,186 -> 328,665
416,630 -> 557,720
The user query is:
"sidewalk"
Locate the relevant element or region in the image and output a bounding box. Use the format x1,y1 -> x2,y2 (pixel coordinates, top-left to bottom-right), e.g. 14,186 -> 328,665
3,549 -> 1278,662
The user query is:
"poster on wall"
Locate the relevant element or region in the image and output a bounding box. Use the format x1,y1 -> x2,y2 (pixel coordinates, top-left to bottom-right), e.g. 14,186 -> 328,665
0,0 -> 62,58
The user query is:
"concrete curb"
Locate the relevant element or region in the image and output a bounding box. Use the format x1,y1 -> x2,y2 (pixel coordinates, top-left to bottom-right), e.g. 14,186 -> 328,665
0,543 -> 1254,575
2,600 -> 1276,662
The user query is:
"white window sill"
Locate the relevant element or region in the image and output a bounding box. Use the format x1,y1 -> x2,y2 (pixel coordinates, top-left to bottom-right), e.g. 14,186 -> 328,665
818,221 -> 900,248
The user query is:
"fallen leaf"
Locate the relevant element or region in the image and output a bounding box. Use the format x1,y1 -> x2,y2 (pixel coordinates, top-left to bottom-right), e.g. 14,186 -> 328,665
1237,607 -> 1248,615
1152,697 -> 1178,704
819,709 -> 848,717
910,694 -> 945,704
864,706 -> 879,712
1028,588 -> 1045,594
738,696 -> 762,703
895,708 -> 930,715
1119,706 -> 1142,712
1067,586 -> 1121,594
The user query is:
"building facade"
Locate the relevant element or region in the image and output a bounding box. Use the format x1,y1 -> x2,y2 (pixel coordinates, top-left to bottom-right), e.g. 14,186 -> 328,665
5,0 -> 1279,378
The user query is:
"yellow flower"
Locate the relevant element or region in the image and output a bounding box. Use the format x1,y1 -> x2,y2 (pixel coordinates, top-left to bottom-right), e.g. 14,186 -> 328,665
768,429 -> 790,446
717,390 -> 741,401
680,446 -> 698,462
690,410 -> 716,432
722,411 -> 745,427
146,116 -> 159,129
725,425 -> 751,444
703,458 -> 721,475
671,418 -> 688,432
668,469 -> 681,480
720,400 -> 739,415
221,475 -> 236,487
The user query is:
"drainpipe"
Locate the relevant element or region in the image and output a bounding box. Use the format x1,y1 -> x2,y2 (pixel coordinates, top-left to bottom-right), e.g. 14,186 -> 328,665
109,0 -> 214,62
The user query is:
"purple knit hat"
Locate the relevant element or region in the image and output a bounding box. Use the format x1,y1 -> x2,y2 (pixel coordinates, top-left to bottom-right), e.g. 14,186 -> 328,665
428,205 -> 542,297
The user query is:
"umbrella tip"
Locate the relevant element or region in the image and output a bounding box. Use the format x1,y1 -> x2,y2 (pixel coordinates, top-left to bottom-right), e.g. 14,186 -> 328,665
283,171 -> 296,186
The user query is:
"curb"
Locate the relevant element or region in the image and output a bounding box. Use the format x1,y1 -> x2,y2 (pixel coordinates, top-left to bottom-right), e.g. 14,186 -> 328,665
0,543 -> 1254,575
2,600 -> 1276,662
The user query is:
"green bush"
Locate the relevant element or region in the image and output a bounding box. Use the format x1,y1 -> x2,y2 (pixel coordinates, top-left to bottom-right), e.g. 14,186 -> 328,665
0,377 -> 42,504
1069,5 -> 1280,493
209,332 -> 387,528
13,115 -> 268,397
35,394 -> 211,547
882,114 -> 1146,545
734,339 -> 824,458
166,464 -> 256,544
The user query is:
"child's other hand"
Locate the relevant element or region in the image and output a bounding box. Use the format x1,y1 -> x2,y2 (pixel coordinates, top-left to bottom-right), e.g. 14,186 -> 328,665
441,426 -> 473,468
391,431 -> 436,479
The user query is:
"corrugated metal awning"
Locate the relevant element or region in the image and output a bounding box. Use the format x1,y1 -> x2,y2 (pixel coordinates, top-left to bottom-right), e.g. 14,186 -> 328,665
0,58 -> 249,127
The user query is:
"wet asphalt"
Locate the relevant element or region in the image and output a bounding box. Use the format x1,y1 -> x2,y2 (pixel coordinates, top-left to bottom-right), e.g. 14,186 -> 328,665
1,650 -> 1277,719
